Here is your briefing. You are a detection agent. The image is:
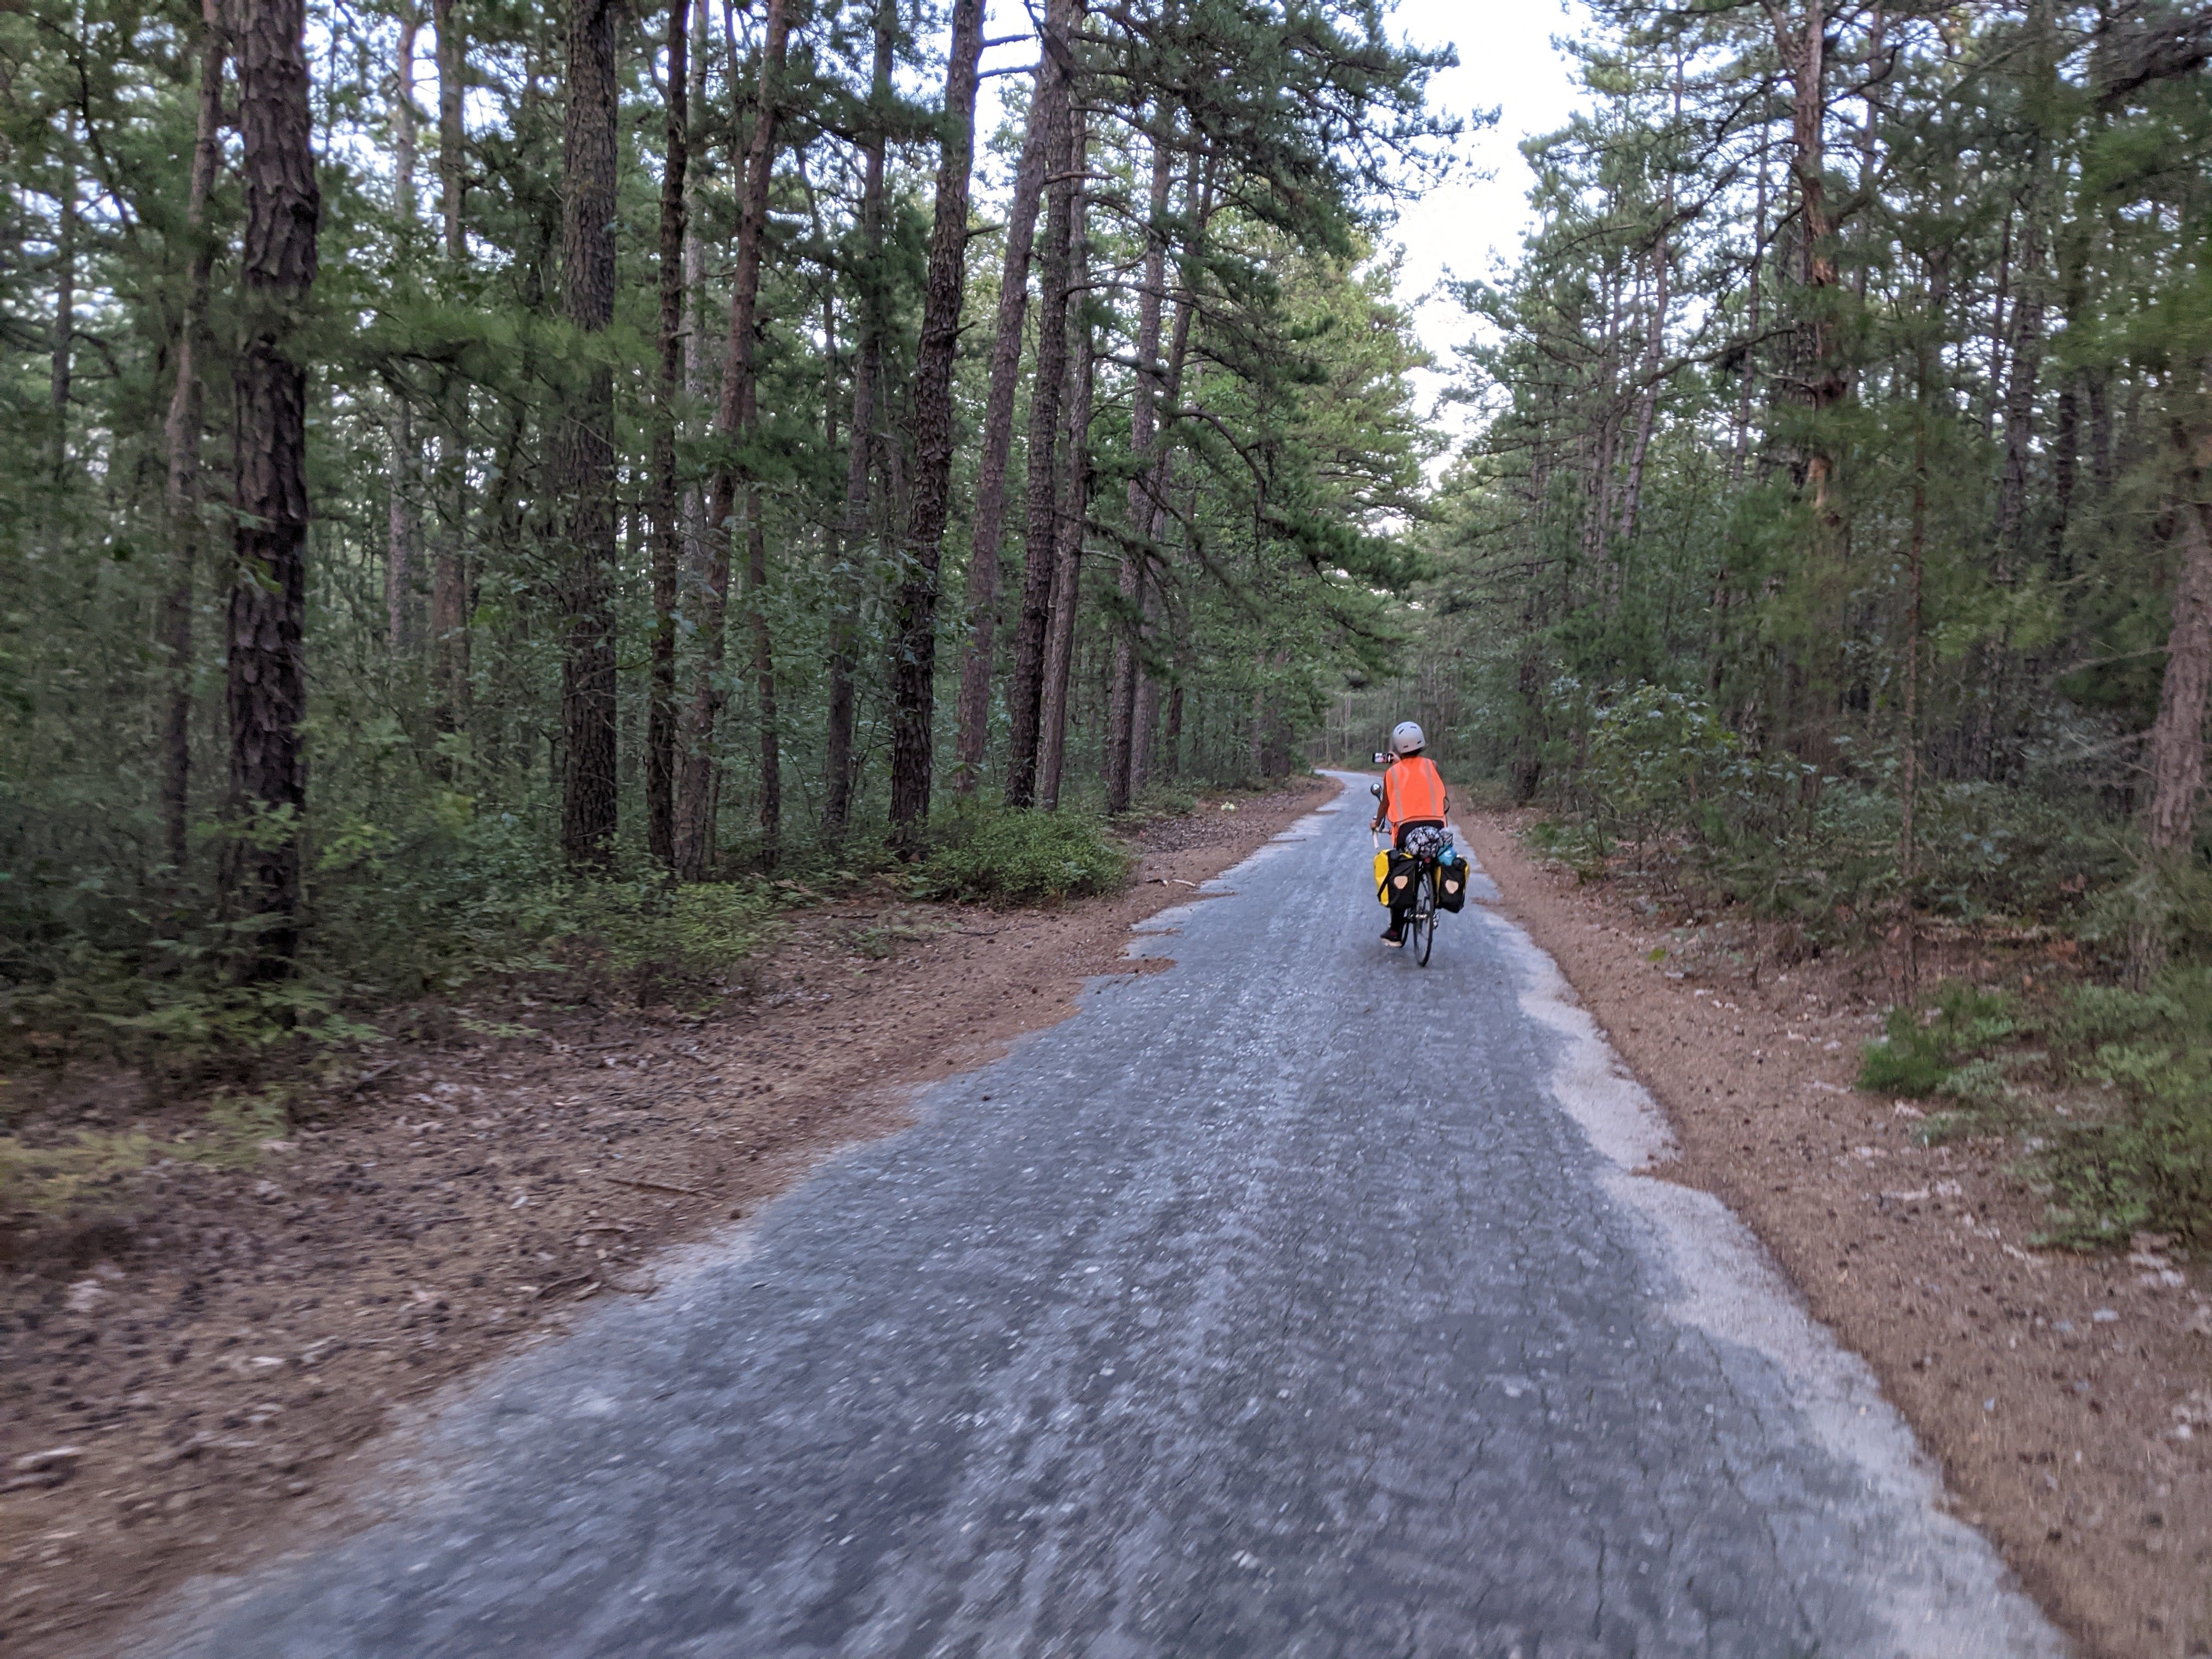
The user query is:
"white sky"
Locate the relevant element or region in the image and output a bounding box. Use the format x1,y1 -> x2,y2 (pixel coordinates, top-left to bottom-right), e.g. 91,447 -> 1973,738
1379,0 -> 1594,448
976,0 -> 1598,456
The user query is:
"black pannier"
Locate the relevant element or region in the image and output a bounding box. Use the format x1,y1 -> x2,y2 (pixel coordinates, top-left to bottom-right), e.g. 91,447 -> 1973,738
1383,849 -> 1420,907
1434,852 -> 1470,913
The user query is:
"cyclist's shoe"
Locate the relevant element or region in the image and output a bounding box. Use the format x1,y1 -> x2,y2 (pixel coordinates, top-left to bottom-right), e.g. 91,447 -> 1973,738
1380,924 -> 1404,947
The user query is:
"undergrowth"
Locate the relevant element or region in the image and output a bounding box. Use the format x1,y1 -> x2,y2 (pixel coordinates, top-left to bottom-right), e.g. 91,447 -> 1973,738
2035,967 -> 2212,1251
1856,973 -> 2212,1251
0,1091 -> 291,1212
911,807 -> 1135,904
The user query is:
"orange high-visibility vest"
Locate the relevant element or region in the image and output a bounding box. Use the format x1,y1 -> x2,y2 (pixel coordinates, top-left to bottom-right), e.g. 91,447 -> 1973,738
1381,754 -> 1447,825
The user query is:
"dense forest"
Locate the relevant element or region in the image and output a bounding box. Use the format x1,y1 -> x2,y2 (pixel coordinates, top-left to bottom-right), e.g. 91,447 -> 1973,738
1,0 -> 1451,1029
1341,0 -> 2212,989
3,0 -> 2210,1122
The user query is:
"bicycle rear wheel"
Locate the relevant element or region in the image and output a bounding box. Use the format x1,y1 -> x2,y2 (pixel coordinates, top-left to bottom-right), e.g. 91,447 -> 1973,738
1412,868 -> 1436,966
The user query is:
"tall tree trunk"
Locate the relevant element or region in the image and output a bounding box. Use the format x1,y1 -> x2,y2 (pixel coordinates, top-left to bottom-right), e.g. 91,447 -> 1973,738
1775,0 -> 1844,515
886,0 -> 988,847
1899,251 -> 1945,995
1000,0 -> 1079,810
1618,61 -> 1679,553
678,0 -> 791,878
49,119 -> 75,481
1995,219 -> 2045,572
951,52 -> 1054,793
1130,583 -> 1160,791
225,0 -> 320,975
2145,436 -> 2212,857
1110,153 -> 1212,806
386,2 -> 422,652
1731,133 -> 1768,483
1037,127 -> 1093,814
1615,226 -> 1669,552
430,0 -> 470,748
2052,374 -> 2080,562
823,0 -> 894,837
160,0 -> 226,882
2089,370 -> 2113,504
554,0 -> 620,868
2131,425 -> 2212,983
682,0 -> 709,453
1104,129 -> 1172,815
647,0 -> 690,867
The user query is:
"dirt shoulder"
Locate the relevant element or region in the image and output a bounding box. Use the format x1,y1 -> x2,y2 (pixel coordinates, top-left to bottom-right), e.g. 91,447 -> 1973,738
0,777 -> 1333,1659
1460,809 -> 2211,1659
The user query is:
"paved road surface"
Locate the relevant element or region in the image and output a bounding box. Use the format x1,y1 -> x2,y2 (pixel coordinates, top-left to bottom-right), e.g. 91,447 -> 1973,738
137,778 -> 2066,1658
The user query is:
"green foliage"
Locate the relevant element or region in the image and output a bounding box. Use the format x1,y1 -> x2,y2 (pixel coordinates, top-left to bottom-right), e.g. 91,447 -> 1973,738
1586,685 -> 1813,851
2034,968 -> 2212,1250
0,0 -> 1452,1070
559,881 -> 780,983
1523,816 -> 1610,883
912,809 -> 1135,904
1859,983 -> 2024,1099
1846,973 -> 2211,1248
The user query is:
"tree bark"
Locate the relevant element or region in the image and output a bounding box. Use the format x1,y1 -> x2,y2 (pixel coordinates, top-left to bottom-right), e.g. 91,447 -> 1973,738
1104,129 -> 1172,815
951,53 -> 1054,793
1770,0 -> 1844,515
886,0 -> 987,847
2145,444 -> 2212,858
554,0 -> 620,868
1996,219 -> 2045,572
225,0 -> 321,975
678,0 -> 791,878
1616,225 -> 1669,551
1037,126 -> 1093,815
1731,133 -> 1768,483
2131,425 -> 2212,983
1130,582 -> 1159,791
49,119 -> 75,481
647,0 -> 690,867
159,0 -> 227,882
386,1 -> 422,652
822,0 -> 894,837
430,0 -> 470,748
1000,0 -> 1079,810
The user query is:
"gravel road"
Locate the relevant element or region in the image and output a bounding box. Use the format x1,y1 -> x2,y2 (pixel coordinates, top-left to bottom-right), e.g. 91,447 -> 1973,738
133,778 -> 2067,1658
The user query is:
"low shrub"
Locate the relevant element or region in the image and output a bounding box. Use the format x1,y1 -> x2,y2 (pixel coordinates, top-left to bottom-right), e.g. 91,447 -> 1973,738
1859,983 -> 2024,1098
2035,967 -> 2212,1250
913,809 -> 1134,904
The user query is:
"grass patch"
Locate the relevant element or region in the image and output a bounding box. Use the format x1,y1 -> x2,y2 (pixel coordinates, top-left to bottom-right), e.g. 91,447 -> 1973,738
1858,973 -> 2212,1250
912,808 -> 1134,904
0,1091 -> 290,1213
562,881 -> 781,980
1859,984 -> 2035,1141
1859,984 -> 2023,1098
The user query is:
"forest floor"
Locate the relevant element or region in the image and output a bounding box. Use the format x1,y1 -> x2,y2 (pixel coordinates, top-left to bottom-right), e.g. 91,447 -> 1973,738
0,776 -> 1331,1659
1461,808 -> 2212,1659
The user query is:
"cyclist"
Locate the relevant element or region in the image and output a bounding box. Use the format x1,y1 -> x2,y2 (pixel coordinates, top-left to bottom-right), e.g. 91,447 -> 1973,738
1372,721 -> 1449,947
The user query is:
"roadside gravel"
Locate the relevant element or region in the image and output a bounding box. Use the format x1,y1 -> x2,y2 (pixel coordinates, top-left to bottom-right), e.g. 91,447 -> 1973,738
1460,809 -> 2212,1659
0,780 -> 1328,1659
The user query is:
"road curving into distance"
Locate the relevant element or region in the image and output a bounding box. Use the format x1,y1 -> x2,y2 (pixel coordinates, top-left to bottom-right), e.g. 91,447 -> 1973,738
132,775 -> 2066,1658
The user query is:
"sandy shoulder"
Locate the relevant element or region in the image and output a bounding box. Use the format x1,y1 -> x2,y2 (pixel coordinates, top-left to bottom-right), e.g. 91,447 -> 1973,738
1459,809 -> 2211,1659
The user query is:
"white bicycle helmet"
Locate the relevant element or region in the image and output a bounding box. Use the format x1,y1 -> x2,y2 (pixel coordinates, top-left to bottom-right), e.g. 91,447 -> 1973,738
1390,721 -> 1426,755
